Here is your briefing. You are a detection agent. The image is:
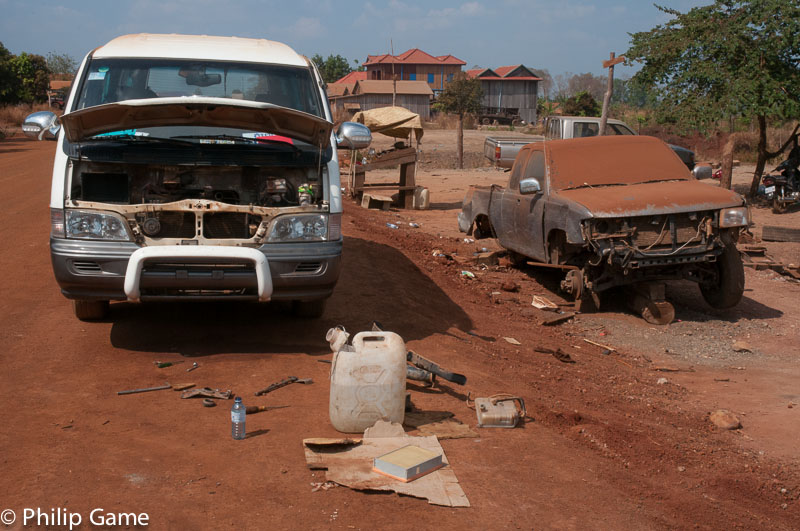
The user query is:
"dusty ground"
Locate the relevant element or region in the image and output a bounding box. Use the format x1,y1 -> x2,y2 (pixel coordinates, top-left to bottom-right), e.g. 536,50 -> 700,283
1,136 -> 799,530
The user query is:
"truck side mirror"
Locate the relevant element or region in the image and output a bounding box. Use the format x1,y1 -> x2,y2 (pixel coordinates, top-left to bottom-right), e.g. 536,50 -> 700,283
22,111 -> 60,140
336,122 -> 372,150
519,178 -> 541,194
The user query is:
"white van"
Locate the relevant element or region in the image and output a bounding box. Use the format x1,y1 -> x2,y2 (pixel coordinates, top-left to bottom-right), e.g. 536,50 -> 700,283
23,34 -> 371,320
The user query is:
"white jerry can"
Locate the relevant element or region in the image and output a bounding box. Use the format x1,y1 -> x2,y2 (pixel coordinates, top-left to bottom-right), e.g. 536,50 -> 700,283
329,331 -> 407,433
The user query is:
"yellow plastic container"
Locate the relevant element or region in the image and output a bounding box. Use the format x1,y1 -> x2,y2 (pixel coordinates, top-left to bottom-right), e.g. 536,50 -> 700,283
329,331 -> 407,433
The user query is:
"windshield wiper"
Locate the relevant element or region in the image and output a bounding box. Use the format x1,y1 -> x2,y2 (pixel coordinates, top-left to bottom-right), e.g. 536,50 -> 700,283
172,134 -> 256,144
86,134 -> 196,147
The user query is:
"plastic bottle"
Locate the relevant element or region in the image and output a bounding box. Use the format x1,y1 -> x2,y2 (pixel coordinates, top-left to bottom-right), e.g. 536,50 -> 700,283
231,397 -> 246,440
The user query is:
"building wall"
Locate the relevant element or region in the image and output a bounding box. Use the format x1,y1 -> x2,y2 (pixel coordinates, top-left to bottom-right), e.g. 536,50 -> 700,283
367,64 -> 462,92
480,80 -> 539,124
331,93 -> 431,120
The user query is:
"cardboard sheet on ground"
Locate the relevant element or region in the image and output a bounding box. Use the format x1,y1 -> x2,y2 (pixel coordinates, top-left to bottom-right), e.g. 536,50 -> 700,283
303,421 -> 469,507
352,107 -> 424,143
403,411 -> 478,440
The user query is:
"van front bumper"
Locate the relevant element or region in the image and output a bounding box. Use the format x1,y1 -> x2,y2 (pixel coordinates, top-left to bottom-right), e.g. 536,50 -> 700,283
50,238 -> 342,302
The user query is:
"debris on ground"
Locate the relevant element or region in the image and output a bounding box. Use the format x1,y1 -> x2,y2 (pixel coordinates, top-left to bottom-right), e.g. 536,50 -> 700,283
503,337 -> 521,345
531,295 -> 559,311
656,378 -> 669,385
534,346 -> 575,363
255,376 -> 313,397
117,384 -> 172,395
180,388 -> 232,400
541,312 -> 575,326
473,395 -> 526,428
732,341 -> 752,353
709,409 -> 742,430
303,421 -> 469,507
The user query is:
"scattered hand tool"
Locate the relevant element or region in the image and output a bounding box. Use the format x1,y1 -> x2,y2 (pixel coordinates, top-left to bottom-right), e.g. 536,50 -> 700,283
181,387 -> 232,400
117,383 -> 171,395
254,376 -> 313,396
186,362 -> 199,372
246,405 -> 289,415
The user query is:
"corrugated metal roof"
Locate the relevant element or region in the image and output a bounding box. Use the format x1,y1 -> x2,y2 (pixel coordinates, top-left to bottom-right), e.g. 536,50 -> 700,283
352,80 -> 433,96
467,65 -> 541,81
326,83 -> 353,97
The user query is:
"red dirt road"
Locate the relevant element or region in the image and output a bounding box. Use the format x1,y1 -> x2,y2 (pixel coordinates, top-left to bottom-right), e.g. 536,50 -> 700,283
1,139 -> 798,530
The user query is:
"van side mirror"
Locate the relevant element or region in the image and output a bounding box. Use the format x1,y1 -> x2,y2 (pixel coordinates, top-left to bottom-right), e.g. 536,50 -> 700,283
519,178 -> 541,194
336,122 -> 372,150
22,111 -> 60,140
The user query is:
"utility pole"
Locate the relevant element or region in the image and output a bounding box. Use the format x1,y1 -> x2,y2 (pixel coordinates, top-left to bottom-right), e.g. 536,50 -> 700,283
391,39 -> 397,107
599,52 -> 624,136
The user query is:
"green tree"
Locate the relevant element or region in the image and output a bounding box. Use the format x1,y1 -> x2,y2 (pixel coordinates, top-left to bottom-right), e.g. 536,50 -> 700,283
46,51 -> 77,75
0,42 -> 18,104
627,0 -> 800,197
563,91 -> 600,116
10,52 -> 50,103
434,74 -> 483,169
311,53 -> 354,84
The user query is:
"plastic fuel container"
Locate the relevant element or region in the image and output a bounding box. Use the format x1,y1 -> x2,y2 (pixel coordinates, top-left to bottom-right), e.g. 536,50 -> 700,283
329,331 -> 407,433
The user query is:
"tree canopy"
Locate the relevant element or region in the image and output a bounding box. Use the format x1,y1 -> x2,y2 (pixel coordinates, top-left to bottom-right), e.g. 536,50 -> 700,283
563,90 -> 600,116
311,54 -> 355,84
626,0 -> 800,195
46,51 -> 77,76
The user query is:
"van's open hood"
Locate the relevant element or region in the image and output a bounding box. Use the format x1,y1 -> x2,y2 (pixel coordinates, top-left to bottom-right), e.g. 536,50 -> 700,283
60,97 -> 333,148
555,180 -> 744,218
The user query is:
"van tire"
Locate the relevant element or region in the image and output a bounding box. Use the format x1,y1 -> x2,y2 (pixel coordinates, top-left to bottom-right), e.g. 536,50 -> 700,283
73,300 -> 109,321
292,299 -> 326,318
700,244 -> 744,309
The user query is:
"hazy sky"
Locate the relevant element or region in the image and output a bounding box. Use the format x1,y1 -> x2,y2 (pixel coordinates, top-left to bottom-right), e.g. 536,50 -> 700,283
1,0 -> 711,77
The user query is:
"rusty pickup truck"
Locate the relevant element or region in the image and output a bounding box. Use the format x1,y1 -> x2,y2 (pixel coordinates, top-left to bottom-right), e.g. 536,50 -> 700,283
458,136 -> 750,322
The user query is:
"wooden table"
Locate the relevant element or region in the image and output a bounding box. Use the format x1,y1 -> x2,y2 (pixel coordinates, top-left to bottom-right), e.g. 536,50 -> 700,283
350,147 -> 417,209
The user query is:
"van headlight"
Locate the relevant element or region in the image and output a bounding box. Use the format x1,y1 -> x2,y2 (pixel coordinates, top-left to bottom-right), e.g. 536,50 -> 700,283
65,209 -> 131,241
267,214 -> 329,242
719,206 -> 750,228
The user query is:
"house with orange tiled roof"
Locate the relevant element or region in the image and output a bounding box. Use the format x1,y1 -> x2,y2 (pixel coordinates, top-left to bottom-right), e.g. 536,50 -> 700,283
332,71 -> 368,85
466,64 -> 541,125
363,48 -> 465,94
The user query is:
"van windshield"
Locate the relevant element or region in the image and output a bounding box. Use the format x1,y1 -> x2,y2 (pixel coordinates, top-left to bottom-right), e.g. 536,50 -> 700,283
75,58 -> 323,118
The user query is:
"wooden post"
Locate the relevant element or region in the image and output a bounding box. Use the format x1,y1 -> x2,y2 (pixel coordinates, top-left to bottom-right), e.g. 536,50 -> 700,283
599,52 -> 625,136
720,135 -> 735,190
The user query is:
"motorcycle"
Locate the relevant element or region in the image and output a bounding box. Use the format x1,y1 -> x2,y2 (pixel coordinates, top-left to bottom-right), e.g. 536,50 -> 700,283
763,143 -> 800,214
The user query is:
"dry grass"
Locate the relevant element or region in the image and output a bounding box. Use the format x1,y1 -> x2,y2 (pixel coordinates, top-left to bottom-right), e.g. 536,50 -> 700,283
426,113 -> 477,130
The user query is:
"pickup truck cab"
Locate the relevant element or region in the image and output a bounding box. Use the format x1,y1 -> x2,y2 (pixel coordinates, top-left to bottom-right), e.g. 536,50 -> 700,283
459,136 -> 750,315
22,33 -> 371,320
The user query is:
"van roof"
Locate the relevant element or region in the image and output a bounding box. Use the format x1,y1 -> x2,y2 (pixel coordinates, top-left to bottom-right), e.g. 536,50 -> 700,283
93,33 -> 308,67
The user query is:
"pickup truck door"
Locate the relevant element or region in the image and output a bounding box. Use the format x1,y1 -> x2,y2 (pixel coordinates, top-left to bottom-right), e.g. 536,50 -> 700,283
513,148 -> 547,261
497,151 -> 529,250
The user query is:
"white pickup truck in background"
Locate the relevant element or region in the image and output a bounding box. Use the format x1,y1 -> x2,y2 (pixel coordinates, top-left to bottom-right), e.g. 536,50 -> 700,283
484,116 -> 712,180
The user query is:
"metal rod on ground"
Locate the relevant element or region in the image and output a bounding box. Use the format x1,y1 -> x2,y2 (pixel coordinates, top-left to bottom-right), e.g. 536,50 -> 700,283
117,384 -> 172,395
